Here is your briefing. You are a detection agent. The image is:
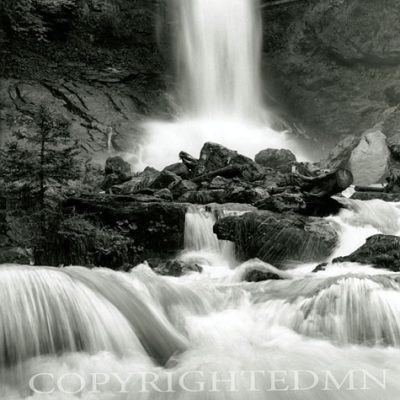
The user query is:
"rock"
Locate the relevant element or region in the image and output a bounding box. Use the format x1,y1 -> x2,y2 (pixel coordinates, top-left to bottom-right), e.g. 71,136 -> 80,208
170,180 -> 199,199
112,167 -> 159,194
163,163 -> 190,179
320,135 -> 362,171
351,192 -> 400,202
102,156 -> 132,189
195,142 -> 263,181
179,151 -> 198,170
244,269 -> 283,282
348,130 -> 390,185
177,190 -> 226,204
255,148 -> 296,172
155,189 -> 173,201
153,260 -> 202,277
214,211 -> 338,268
35,195 -> 190,267
332,234 -> 400,271
387,134 -> 400,160
151,171 -> 182,190
209,176 -> 230,189
226,186 -> 270,204
255,192 -> 306,213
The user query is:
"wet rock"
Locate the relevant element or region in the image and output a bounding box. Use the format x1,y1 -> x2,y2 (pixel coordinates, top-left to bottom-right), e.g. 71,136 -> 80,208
151,170 -> 182,190
214,211 -> 338,268
255,148 -> 296,172
332,234 -> 400,271
153,260 -> 202,277
244,269 -> 283,282
195,142 -> 263,181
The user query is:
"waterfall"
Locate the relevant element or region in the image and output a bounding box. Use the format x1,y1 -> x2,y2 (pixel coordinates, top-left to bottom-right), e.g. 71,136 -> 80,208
176,0 -> 263,119
136,0 -> 308,170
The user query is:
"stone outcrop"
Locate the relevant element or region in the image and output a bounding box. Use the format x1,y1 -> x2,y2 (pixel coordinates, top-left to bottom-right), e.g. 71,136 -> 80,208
331,234 -> 400,272
214,211 -> 338,268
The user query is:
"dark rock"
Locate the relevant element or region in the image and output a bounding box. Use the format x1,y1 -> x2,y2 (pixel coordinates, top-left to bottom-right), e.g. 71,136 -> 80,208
255,149 -> 296,172
105,156 -> 132,179
163,163 -> 190,179
151,170 -> 182,190
195,142 -> 264,181
177,190 -> 226,204
351,192 -> 400,202
313,263 -> 328,273
226,186 -> 270,204
214,211 -> 338,268
387,134 -> 400,160
35,195 -> 190,267
244,269 -> 283,283
179,151 -> 198,170
170,180 -> 199,199
332,234 -> 400,271
155,189 -> 173,201
153,260 -> 202,277
384,85 -> 400,107
256,192 -> 305,213
209,176 -> 230,189
102,156 -> 132,189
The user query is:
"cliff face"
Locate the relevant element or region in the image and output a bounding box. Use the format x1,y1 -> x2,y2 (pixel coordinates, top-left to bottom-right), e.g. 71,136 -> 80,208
1,0 -> 400,156
262,0 -> 400,146
0,0 -> 172,157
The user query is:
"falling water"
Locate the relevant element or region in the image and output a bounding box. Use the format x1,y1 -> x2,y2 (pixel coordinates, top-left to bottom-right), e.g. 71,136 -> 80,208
3,199 -> 400,397
136,0 -> 308,169
176,0 -> 263,118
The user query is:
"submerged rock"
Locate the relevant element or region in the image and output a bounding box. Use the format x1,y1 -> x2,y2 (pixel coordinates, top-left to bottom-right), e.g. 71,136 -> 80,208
152,260 -> 202,277
244,269 -> 283,282
214,211 -> 338,268
332,234 -> 400,271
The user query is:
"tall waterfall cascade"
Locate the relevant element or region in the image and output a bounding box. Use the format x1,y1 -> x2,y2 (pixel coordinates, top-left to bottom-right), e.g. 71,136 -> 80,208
136,0 -> 308,170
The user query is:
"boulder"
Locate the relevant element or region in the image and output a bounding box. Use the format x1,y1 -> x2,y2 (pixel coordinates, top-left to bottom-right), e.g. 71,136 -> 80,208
163,163 -> 190,179
112,167 -> 159,194
332,234 -> 400,271
226,186 -> 270,204
209,176 -> 231,189
155,189 -> 173,201
152,260 -> 202,277
179,151 -> 198,170
348,130 -> 390,185
170,180 -> 199,199
151,170 -> 182,190
255,192 -> 306,213
194,142 -> 264,182
244,269 -> 283,282
177,190 -> 226,204
102,156 -> 132,189
214,211 -> 338,268
255,148 -> 296,172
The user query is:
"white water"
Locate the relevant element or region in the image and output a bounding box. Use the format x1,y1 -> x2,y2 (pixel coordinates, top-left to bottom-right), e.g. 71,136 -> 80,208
2,199 -> 400,398
134,0 -> 308,170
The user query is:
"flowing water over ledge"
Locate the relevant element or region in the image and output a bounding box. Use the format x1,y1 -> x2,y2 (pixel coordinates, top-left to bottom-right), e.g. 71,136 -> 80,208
2,200 -> 400,398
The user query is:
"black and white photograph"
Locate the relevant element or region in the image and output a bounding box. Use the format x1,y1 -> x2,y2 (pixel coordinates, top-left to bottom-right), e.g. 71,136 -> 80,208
0,0 -> 400,398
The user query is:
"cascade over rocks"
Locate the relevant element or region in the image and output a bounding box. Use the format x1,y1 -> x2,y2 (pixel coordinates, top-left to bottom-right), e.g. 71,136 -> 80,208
214,210 -> 338,268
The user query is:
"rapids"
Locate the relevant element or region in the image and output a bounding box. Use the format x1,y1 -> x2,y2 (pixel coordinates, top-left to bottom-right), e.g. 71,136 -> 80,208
2,200 -> 400,398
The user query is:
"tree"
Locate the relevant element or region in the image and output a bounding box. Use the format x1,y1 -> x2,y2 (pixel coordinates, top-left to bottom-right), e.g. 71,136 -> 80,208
0,105 -> 81,247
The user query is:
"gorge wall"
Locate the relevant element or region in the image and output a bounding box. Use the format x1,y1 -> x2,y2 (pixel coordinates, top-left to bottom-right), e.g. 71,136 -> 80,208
1,0 -> 400,157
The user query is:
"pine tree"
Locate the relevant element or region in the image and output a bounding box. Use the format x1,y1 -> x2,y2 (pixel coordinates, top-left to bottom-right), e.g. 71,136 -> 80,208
0,105 -> 81,246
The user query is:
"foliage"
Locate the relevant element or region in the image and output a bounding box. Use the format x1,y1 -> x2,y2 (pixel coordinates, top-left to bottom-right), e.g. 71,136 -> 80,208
0,105 -> 81,247
3,0 -> 78,41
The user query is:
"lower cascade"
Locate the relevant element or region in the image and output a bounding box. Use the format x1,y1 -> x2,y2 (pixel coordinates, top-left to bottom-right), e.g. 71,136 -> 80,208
2,199 -> 400,398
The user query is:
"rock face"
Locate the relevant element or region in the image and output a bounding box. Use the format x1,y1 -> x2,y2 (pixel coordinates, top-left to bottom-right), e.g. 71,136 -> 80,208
263,0 -> 400,147
332,235 -> 400,272
214,211 -> 338,268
